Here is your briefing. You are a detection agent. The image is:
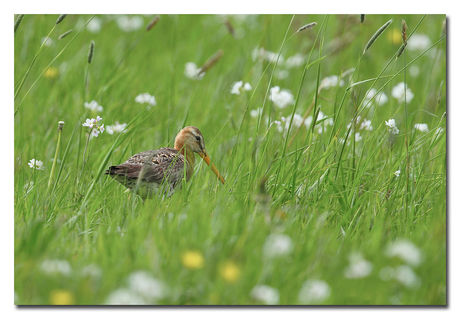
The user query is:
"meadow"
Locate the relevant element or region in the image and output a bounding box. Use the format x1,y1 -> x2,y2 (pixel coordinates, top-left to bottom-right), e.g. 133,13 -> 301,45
14,14 -> 446,305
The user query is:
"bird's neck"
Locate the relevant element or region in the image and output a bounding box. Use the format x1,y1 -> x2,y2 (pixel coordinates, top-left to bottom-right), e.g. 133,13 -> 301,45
174,139 -> 195,179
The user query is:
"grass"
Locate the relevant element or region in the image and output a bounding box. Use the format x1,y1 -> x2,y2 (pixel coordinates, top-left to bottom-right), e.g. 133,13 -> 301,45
14,14 -> 446,305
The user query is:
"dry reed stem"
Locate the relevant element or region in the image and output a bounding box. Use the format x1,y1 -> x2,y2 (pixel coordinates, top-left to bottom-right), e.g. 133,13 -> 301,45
87,40 -> 95,64
224,19 -> 235,37
146,15 -> 160,31
198,49 -> 224,75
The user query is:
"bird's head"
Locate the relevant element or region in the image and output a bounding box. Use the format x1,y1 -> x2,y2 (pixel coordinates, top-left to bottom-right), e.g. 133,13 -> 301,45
175,126 -> 225,184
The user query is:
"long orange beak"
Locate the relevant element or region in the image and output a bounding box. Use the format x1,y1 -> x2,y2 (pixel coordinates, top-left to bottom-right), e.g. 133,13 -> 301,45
199,151 -> 225,184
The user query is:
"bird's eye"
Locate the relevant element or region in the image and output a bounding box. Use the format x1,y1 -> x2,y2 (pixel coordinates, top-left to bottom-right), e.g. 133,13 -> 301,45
195,136 -> 201,141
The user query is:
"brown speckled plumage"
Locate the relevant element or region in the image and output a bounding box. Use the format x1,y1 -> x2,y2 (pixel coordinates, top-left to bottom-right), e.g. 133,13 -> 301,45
105,126 -> 225,199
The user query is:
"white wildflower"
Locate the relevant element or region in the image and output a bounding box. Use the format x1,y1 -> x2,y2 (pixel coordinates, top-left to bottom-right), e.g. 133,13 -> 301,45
343,252 -> 373,279
385,119 -> 399,135
321,75 -> 344,90
82,116 -> 104,137
394,265 -> 420,288
251,47 -> 284,65
184,62 -> 205,80
407,33 -> 431,51
363,88 -> 388,107
394,170 -> 401,178
84,100 -> 103,112
391,82 -> 414,103
231,81 -> 252,95
81,264 -> 102,278
275,69 -> 289,80
105,288 -> 146,305
116,15 -> 143,32
41,37 -> 53,47
272,120 -> 284,133
262,233 -> 293,258
87,17 -> 102,33
244,82 -> 252,91
285,53 -> 305,69
354,132 -> 362,142
40,259 -> 72,276
379,266 -> 395,281
284,113 -> 304,131
250,285 -> 280,305
297,279 -> 331,304
106,121 -> 128,135
409,65 -> 420,77
269,86 -> 294,109
385,239 -> 423,267
127,271 -> 168,302
28,159 -> 44,170
135,93 -> 156,110
250,108 -> 263,118
414,123 -> 429,132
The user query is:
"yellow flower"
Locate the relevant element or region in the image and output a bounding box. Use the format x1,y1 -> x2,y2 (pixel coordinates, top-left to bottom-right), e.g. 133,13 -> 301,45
388,28 -> 402,45
44,67 -> 59,79
49,289 -> 75,305
181,250 -> 204,270
219,261 -> 241,283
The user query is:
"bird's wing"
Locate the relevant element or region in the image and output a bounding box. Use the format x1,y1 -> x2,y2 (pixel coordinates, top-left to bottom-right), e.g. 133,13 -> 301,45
106,148 -> 185,185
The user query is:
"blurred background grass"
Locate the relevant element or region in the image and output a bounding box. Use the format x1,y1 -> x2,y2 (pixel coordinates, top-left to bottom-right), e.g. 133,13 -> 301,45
14,14 -> 446,305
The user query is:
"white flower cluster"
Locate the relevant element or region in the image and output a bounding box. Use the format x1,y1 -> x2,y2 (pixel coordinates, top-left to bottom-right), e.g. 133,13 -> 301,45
385,119 -> 399,135
28,159 -> 44,170
250,285 -> 280,305
347,116 -> 373,131
321,75 -> 344,90
414,123 -> 429,132
116,15 -> 143,32
106,121 -> 128,135
40,259 -> 72,276
84,100 -> 103,112
87,17 -> 102,33
392,82 -> 414,103
343,252 -> 373,279
407,33 -> 432,51
262,233 -> 293,259
363,88 -> 388,107
394,170 -> 401,178
82,115 -> 105,137
184,62 -> 205,80
269,86 -> 294,109
297,279 -> 331,304
135,93 -> 157,109
105,270 -> 168,305
231,81 -> 252,95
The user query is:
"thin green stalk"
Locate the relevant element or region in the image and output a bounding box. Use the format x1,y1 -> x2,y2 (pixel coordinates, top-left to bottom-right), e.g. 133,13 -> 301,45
47,121 -> 64,193
14,24 -> 56,100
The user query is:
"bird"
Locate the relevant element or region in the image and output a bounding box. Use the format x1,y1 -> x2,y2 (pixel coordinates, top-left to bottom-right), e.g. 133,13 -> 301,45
105,126 -> 225,199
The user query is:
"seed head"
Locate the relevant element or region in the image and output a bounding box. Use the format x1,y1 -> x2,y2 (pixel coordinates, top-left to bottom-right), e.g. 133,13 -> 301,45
58,121 -> 65,131
87,40 -> 95,64
55,14 -> 67,25
224,19 -> 235,37
146,15 -> 160,31
58,29 -> 73,40
360,14 -> 365,24
363,19 -> 393,54
401,20 -> 407,44
297,22 -> 317,32
198,49 -> 224,75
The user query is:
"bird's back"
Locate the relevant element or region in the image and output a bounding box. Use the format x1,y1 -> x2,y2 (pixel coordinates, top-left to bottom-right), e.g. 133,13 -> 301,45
105,147 -> 188,198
